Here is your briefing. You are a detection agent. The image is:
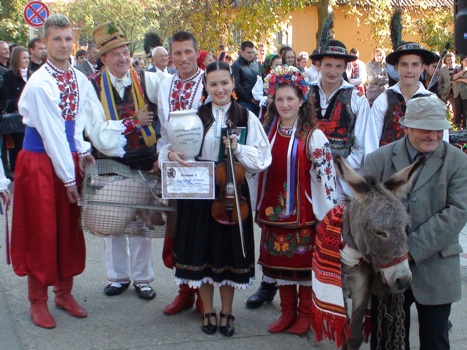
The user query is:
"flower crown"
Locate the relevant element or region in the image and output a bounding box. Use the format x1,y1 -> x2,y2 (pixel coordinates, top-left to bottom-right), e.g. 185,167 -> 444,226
264,65 -> 311,101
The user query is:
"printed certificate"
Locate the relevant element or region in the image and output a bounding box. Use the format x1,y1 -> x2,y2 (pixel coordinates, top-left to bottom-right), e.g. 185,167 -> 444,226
161,161 -> 215,199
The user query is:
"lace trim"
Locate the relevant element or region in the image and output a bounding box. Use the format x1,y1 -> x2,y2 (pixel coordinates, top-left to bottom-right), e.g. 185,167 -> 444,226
116,122 -> 128,158
174,276 -> 255,291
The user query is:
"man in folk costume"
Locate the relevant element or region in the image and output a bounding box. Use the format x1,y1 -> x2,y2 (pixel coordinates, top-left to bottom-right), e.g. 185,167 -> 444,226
156,31 -> 205,315
88,22 -> 168,300
304,15 -> 376,346
11,14 -> 96,329
368,8 -> 448,152
307,28 -> 372,195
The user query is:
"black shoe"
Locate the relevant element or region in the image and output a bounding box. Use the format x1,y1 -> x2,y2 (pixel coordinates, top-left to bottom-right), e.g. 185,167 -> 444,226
133,284 -> 156,300
201,312 -> 217,335
246,281 -> 278,309
219,313 -> 235,337
104,282 -> 130,296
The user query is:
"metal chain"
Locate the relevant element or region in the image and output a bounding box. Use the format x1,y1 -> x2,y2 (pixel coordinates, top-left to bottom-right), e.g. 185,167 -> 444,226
394,293 -> 406,350
376,294 -> 384,350
384,294 -> 394,350
376,292 -> 406,350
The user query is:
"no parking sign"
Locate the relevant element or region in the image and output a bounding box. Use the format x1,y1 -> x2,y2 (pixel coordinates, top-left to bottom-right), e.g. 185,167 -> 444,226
23,1 -> 50,27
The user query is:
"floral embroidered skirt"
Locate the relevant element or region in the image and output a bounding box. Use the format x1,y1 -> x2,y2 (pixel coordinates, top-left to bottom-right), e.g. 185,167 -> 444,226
258,224 -> 316,281
173,189 -> 256,289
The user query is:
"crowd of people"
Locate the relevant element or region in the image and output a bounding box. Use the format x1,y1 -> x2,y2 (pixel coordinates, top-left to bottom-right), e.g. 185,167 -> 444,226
1,12 -> 467,350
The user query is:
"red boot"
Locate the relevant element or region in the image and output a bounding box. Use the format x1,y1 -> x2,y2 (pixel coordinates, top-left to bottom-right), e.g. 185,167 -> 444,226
28,276 -> 56,329
268,285 -> 298,333
54,277 -> 87,318
288,285 -> 312,335
163,284 -> 196,315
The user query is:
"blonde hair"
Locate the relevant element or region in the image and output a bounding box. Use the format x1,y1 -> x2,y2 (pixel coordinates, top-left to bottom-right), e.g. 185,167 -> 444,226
372,48 -> 386,62
44,14 -> 72,38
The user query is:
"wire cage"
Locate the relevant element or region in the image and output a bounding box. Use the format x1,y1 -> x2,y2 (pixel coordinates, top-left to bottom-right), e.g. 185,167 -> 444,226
79,159 -> 176,238
449,130 -> 467,154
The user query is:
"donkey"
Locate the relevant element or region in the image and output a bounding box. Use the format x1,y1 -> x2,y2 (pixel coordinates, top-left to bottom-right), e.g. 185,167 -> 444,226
333,155 -> 424,350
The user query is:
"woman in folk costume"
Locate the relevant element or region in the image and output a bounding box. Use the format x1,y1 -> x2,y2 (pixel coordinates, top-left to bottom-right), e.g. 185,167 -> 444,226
256,65 -> 338,335
158,61 -> 271,336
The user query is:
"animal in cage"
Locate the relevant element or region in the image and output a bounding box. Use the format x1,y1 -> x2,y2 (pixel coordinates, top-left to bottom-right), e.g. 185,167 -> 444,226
80,159 -> 174,238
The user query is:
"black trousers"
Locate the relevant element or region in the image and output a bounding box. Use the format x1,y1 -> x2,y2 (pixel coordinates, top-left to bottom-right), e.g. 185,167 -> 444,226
370,289 -> 451,350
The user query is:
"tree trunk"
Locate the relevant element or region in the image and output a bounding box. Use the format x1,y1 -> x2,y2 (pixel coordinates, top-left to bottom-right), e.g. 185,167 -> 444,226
315,0 -> 334,49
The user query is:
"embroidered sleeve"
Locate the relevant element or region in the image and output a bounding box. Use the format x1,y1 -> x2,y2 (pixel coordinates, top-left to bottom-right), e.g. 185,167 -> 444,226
309,129 -> 338,220
233,111 -> 272,173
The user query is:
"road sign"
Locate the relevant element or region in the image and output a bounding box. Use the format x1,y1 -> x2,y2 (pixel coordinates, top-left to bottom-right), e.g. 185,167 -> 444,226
23,1 -> 50,27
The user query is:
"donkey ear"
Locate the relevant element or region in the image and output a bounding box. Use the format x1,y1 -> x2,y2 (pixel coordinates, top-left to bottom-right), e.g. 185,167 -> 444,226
334,155 -> 371,195
383,156 -> 425,199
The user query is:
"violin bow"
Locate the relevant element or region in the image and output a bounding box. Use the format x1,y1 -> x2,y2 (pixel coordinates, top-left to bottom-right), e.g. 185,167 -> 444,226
226,120 -> 247,258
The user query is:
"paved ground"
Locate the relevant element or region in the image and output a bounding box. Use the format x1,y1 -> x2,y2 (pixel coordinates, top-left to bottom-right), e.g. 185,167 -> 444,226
1,204 -> 467,349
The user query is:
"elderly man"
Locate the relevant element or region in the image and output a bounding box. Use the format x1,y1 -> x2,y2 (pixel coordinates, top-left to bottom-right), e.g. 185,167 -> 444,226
0,41 -> 9,68
365,96 -> 467,350
86,22 -> 168,301
147,46 -> 176,74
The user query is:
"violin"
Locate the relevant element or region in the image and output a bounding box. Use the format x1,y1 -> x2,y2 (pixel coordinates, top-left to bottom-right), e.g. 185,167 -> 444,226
211,120 -> 248,257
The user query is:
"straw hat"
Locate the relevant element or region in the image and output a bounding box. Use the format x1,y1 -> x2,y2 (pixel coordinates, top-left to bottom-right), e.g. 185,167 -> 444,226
93,22 -> 131,57
399,96 -> 450,130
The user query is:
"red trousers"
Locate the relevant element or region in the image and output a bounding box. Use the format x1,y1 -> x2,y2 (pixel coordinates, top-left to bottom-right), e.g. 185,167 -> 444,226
11,151 -> 85,286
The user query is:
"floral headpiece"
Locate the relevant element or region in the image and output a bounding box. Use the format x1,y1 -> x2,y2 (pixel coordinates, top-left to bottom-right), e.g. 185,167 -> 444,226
264,65 -> 311,101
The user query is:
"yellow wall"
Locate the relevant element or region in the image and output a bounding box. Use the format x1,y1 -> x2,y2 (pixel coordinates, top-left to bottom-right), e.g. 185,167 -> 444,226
288,6 -> 420,64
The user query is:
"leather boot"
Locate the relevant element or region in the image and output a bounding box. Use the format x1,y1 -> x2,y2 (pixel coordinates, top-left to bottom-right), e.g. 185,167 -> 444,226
288,285 -> 312,335
54,277 -> 87,318
246,281 -> 278,309
268,285 -> 297,333
28,276 -> 56,329
163,284 -> 196,315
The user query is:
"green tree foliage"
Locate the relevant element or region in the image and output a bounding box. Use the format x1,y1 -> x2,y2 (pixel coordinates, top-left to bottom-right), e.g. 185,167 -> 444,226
341,0 -> 454,53
171,0 -> 314,50
0,0 -> 30,45
2,0 -> 453,56
415,6 -> 454,52
50,0 -> 313,52
51,0 -> 165,54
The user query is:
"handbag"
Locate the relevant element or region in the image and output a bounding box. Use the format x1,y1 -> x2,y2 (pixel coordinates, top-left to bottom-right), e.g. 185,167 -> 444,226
0,98 -> 25,135
0,112 -> 25,135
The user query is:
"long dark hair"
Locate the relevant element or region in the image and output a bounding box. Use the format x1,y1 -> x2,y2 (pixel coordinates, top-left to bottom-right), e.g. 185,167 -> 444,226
263,84 -> 316,141
198,61 -> 248,127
